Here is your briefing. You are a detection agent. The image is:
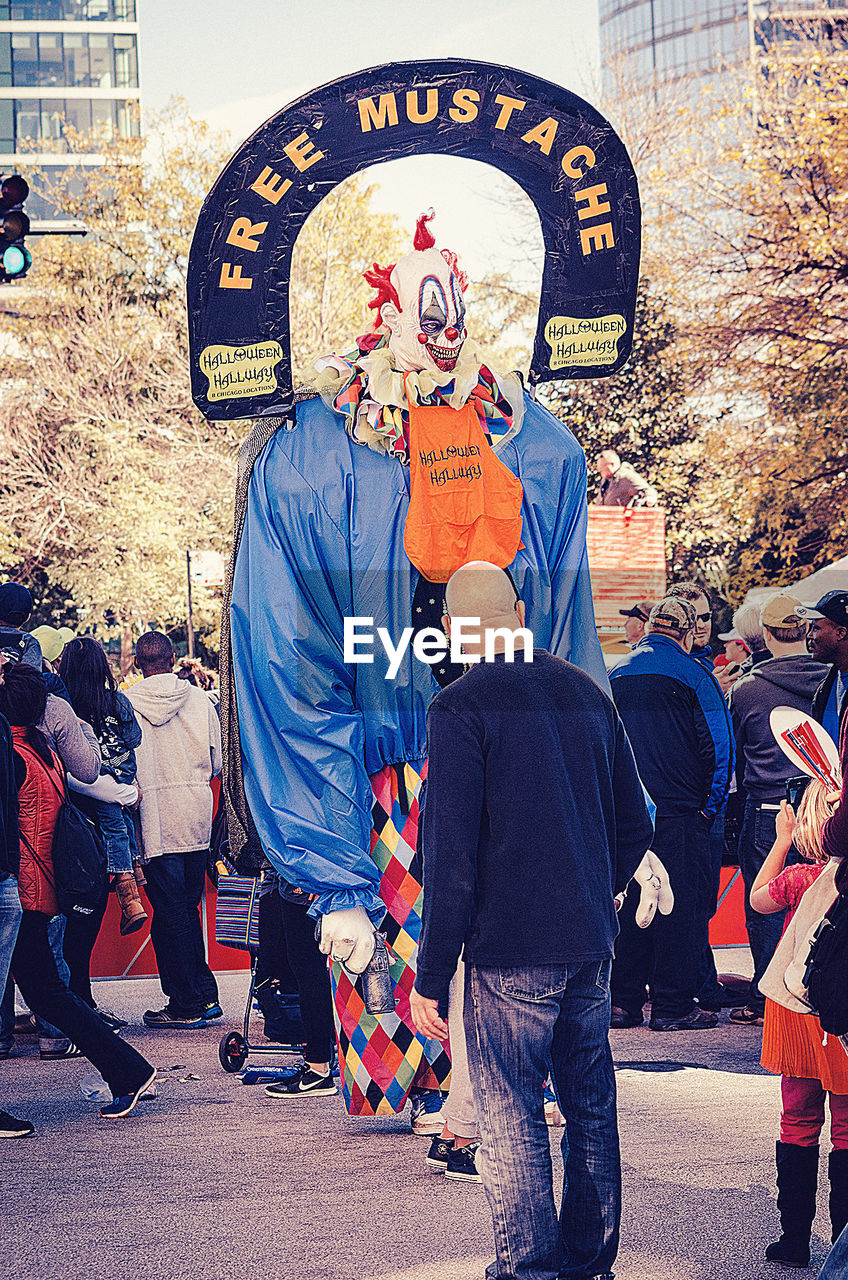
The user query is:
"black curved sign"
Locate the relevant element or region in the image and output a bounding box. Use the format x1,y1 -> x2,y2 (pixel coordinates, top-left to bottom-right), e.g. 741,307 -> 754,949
187,58 -> 641,421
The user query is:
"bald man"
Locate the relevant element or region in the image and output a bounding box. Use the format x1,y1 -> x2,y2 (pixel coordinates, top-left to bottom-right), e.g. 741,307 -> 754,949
411,561 -> 653,1280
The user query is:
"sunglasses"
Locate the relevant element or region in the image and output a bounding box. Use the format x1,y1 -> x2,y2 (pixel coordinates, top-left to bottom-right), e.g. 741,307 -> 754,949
695,612 -> 711,623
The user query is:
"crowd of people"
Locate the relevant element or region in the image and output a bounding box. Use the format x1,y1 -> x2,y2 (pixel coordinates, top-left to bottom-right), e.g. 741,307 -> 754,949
1,569 -> 847,1278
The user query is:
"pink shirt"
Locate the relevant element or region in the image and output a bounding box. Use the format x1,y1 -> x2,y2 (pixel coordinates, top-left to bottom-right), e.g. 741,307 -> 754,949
767,861 -> 825,927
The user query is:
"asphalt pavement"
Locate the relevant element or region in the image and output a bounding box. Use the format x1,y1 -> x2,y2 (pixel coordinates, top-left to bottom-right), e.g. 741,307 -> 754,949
0,950 -> 839,1280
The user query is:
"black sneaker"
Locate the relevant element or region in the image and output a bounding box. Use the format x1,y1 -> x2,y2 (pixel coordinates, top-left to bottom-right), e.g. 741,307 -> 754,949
94,1006 -> 129,1030
201,1002 -> 223,1020
0,1109 -> 34,1138
39,1042 -> 83,1060
142,1006 -> 207,1029
445,1141 -> 481,1183
426,1134 -> 454,1172
649,1008 -> 719,1031
264,1064 -> 337,1099
610,1006 -> 644,1029
99,1069 -> 157,1119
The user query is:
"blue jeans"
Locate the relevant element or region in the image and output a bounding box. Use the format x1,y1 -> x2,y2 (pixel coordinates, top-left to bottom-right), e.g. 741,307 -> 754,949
80,797 -> 135,874
820,1221 -> 848,1279
465,959 -> 620,1280
0,876 -> 22,1049
739,799 -> 794,1015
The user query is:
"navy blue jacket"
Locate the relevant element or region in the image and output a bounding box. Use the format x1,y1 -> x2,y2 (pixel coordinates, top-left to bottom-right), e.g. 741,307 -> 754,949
416,651 -> 653,1004
610,634 -> 733,820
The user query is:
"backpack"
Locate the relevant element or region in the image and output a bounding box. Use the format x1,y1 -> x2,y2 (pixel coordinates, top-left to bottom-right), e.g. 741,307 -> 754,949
804,863 -> 848,1036
21,761 -> 106,917
0,627 -> 27,665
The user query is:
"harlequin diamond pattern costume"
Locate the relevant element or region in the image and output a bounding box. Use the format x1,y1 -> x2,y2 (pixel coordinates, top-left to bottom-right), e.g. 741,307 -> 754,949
229,214 -> 608,1115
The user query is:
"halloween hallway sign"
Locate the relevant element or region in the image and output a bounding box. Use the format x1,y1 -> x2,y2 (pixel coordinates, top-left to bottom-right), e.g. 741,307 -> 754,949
187,58 -> 641,422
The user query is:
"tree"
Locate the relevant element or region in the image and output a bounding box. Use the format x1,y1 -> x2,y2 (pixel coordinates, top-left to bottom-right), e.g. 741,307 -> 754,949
541,278 -> 746,585
290,177 -> 404,380
640,36 -> 848,594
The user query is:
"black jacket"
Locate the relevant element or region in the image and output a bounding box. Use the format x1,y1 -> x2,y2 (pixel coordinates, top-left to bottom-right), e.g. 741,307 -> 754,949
416,651 -> 653,1005
0,713 -> 19,879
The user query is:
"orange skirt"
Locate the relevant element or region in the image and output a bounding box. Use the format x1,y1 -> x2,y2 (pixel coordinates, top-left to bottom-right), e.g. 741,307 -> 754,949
762,998 -> 848,1092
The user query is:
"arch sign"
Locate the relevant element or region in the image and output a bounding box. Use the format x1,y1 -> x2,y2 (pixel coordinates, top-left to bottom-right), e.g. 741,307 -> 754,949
187,58 -> 641,422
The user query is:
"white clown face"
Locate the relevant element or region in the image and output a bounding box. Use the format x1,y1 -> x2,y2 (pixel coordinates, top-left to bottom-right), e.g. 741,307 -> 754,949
380,247 -> 467,375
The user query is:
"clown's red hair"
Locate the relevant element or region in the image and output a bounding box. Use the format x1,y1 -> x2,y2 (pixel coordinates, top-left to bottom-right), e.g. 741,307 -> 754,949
363,261 -> 400,328
413,209 -> 436,250
363,211 -> 468,330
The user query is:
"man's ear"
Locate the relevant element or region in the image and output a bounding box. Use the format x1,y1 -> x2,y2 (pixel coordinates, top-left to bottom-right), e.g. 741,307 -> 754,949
169,652 -> 176,669
133,656 -> 139,671
441,613 -> 452,638
516,600 -> 526,627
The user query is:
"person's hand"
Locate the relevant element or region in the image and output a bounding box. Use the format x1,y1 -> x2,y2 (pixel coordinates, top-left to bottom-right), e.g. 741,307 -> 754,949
410,987 -> 448,1041
318,906 -> 376,973
632,850 -> 674,928
827,789 -> 843,806
131,781 -> 142,809
775,799 -> 796,847
716,663 -> 741,694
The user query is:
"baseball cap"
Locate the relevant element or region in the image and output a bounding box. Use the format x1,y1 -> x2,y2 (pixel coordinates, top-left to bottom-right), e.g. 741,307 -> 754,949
795,590 -> 848,628
619,600 -> 653,622
648,596 -> 696,638
717,627 -> 745,643
57,626 -> 76,646
761,593 -> 803,630
0,582 -> 33,625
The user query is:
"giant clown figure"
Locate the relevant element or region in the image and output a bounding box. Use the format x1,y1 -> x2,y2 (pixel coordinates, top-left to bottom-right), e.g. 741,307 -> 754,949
228,208 -> 654,1116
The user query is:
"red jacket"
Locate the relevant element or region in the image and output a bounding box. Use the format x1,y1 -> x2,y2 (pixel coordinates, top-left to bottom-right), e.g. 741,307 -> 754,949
11,727 -> 63,915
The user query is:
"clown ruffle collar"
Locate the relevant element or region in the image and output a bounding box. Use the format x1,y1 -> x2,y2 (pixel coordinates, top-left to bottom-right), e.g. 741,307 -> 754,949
308,337 -> 524,465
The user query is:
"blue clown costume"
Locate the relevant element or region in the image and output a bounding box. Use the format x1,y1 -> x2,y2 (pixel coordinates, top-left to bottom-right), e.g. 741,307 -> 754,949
230,339 -> 608,1114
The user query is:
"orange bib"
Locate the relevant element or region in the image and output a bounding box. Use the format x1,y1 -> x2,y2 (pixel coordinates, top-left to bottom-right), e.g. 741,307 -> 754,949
403,400 -> 524,583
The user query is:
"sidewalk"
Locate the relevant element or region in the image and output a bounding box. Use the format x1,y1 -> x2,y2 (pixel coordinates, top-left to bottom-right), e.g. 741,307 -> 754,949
0,954 -> 837,1280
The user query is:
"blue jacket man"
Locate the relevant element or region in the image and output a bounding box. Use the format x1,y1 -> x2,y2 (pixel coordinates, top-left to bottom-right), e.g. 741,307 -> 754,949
608,596 -> 733,1031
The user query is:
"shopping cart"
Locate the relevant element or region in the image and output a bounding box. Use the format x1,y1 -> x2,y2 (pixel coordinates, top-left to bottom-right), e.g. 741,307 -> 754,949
214,871 -> 305,1073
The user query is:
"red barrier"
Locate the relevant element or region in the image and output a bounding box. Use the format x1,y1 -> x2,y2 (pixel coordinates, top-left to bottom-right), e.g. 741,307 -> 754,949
90,883 -> 251,981
710,865 -> 747,947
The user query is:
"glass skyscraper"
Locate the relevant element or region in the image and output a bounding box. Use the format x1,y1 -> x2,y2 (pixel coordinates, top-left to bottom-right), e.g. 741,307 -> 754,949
600,1 -> 848,85
0,0 -> 140,217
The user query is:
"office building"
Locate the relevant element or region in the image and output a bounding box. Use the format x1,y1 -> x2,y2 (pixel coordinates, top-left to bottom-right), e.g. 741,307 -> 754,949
0,0 -> 140,218
600,1 -> 848,86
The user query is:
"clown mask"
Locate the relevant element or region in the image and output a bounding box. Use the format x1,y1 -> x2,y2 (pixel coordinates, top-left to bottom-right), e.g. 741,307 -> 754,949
365,212 -> 468,376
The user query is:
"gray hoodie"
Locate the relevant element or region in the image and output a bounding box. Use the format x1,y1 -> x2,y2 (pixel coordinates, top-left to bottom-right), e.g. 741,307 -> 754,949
730,654 -> 830,799
127,674 -> 222,859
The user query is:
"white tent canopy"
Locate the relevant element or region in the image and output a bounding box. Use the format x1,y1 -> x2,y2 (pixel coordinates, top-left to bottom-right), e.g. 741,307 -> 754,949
743,554 -> 848,607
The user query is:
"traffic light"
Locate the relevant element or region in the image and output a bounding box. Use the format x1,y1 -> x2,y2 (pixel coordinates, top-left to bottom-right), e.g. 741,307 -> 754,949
0,174 -> 31,283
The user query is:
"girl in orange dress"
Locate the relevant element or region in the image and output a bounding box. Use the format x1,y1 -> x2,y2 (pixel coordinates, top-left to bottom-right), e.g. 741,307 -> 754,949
750,782 -> 847,1268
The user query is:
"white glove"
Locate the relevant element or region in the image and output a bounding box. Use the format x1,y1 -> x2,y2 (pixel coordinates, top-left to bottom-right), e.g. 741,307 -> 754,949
632,850 -> 675,928
318,906 -> 376,974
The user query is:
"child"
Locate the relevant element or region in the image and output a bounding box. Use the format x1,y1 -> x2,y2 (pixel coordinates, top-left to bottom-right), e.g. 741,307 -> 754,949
750,781 -> 848,1268
58,638 -> 148,935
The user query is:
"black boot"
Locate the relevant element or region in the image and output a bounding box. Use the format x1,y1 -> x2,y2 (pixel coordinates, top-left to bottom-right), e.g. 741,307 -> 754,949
829,1148 -> 848,1245
765,1141 -> 820,1268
